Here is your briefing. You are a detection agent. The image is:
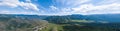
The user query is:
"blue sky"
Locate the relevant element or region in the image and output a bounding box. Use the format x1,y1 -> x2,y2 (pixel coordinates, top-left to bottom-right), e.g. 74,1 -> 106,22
0,0 -> 120,15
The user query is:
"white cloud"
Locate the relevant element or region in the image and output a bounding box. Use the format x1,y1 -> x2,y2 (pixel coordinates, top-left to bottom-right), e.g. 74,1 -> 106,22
20,2 -> 39,11
98,0 -> 120,5
1,0 -> 120,15
25,0 -> 31,2
49,5 -> 72,15
72,3 -> 120,15
55,0 -> 91,7
53,0 -> 120,15
51,0 -> 120,15
0,10 -> 10,13
0,10 -> 38,15
0,0 -> 39,11
46,0 -> 91,15
49,6 -> 58,10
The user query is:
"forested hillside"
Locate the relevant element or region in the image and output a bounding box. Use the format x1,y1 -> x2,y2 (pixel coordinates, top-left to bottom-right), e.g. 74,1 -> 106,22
0,14 -> 120,31
0,14 -> 49,31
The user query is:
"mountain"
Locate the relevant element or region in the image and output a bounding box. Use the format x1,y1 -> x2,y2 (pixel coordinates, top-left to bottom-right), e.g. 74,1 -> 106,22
70,14 -> 120,23
85,14 -> 120,23
69,14 -> 85,20
0,14 -> 120,24
0,14 -> 49,31
0,14 -> 120,31
44,16 -> 71,24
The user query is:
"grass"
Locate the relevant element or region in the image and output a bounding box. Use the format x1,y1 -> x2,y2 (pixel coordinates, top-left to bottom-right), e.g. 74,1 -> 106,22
40,20 -> 89,31
71,20 -> 94,23
40,23 -> 62,31
40,20 -> 96,31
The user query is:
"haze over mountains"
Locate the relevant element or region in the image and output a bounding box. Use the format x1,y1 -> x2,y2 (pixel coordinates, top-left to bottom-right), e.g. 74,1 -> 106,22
0,0 -> 120,31
0,14 -> 120,31
71,14 -> 120,23
0,14 -> 120,23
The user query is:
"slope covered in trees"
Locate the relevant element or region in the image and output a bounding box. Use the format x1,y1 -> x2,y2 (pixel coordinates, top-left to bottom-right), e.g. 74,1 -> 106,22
44,16 -> 71,24
0,14 -> 49,31
0,14 -> 120,31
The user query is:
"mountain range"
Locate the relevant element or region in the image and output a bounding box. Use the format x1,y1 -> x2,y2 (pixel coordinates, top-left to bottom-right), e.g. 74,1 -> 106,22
0,14 -> 120,23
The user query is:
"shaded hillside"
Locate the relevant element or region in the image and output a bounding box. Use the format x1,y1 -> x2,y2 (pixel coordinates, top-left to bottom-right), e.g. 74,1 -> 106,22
0,14 -> 120,31
84,14 -> 120,23
69,14 -> 120,23
0,14 -> 49,31
44,16 -> 71,24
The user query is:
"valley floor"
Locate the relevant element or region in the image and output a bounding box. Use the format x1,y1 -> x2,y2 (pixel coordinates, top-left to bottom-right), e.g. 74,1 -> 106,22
40,22 -> 120,31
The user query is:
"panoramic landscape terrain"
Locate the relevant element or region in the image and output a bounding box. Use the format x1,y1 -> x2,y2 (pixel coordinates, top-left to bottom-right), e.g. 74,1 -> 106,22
0,0 -> 120,31
0,14 -> 120,31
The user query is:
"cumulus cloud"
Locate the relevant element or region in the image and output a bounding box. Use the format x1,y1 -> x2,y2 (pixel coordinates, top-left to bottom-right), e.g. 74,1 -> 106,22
72,3 -> 120,14
49,5 -> 72,15
0,0 -> 120,15
0,10 -> 38,15
53,0 -> 120,15
47,0 -> 91,15
49,6 -> 58,10
54,0 -> 91,7
48,0 -> 92,15
98,0 -> 120,5
25,0 -> 31,2
0,0 -> 39,11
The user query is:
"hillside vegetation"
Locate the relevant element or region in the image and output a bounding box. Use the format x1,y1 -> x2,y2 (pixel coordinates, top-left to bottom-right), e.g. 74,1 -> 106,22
0,14 -> 120,31
0,15 -> 49,31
